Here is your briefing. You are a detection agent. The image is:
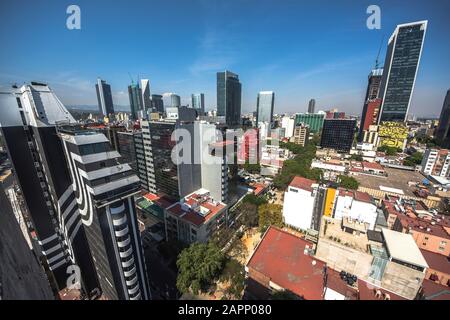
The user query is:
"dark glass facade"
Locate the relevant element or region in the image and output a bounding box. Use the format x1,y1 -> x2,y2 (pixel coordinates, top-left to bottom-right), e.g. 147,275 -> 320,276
435,90 -> 450,148
95,79 -> 115,117
378,22 -> 426,123
217,71 -> 242,127
128,83 -> 143,120
148,122 -> 179,198
320,119 -> 356,153
151,94 -> 164,113
308,99 -> 315,113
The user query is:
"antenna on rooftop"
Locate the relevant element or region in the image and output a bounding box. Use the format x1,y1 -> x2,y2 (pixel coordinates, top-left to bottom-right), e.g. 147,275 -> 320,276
128,72 -> 134,85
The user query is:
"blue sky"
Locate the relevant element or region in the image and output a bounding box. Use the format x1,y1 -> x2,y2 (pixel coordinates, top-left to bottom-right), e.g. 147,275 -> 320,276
0,0 -> 449,117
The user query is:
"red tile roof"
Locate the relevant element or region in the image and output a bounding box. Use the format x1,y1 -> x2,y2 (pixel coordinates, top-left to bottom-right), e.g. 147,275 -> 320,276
421,279 -> 450,300
289,176 -> 316,192
324,269 -> 358,300
362,161 -> 384,171
420,249 -> 450,274
246,226 -> 325,300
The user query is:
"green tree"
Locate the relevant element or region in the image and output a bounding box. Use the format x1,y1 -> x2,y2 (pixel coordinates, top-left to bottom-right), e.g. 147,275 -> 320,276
337,175 -> 359,190
377,145 -> 400,156
176,242 -> 225,295
258,203 -> 283,232
220,259 -> 245,299
404,152 -> 423,167
243,162 -> 261,174
242,194 -> 267,206
350,154 -> 363,161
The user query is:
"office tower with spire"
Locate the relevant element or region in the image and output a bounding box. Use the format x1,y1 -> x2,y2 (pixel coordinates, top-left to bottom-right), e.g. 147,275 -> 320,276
435,89 -> 450,148
256,91 -> 275,127
191,93 -> 205,116
0,83 -> 100,298
128,82 -> 143,120
58,125 -> 150,300
95,78 -> 115,117
217,71 -> 242,127
308,99 -> 316,113
140,79 -> 151,111
377,21 -> 427,123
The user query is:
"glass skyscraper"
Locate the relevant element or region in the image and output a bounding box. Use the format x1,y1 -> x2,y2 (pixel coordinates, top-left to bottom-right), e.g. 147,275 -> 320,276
217,71 -> 242,127
256,91 -> 275,127
95,78 -> 115,117
191,93 -> 205,115
128,82 -> 143,120
435,89 -> 450,149
378,21 -> 427,123
295,113 -> 325,133
308,99 -> 316,113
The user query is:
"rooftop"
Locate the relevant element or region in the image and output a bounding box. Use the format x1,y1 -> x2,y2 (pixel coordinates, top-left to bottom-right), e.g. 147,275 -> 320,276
247,226 -> 325,300
420,279 -> 450,300
357,279 -> 406,300
420,249 -> 450,274
353,167 -> 424,197
289,176 -> 316,192
166,190 -> 226,227
382,228 -> 429,269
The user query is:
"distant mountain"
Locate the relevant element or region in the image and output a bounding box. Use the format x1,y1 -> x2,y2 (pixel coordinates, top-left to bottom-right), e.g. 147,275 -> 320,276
66,105 -> 131,112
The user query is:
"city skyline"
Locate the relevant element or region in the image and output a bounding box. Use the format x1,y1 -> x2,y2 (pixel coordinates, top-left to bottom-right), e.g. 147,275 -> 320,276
0,1 -> 449,118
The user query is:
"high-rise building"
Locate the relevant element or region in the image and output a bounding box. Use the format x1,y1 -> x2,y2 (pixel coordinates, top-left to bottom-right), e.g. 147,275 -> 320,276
151,94 -> 164,113
365,68 -> 383,101
281,116 -> 295,138
295,113 -> 324,133
162,93 -> 181,109
359,98 -> 382,138
58,126 -> 150,300
217,71 -> 242,127
0,83 -> 101,297
117,131 -> 138,171
378,21 -> 427,123
128,82 -> 143,120
308,99 -> 316,113
0,183 -> 54,300
140,79 -> 151,110
291,125 -> 309,146
191,93 -> 205,116
256,91 -> 275,127
320,119 -> 356,153
435,89 -> 450,149
95,78 -> 115,117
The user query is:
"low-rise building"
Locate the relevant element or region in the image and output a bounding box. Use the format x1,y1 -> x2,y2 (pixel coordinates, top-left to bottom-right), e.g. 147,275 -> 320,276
420,249 -> 450,286
282,176 -> 325,232
164,189 -> 227,244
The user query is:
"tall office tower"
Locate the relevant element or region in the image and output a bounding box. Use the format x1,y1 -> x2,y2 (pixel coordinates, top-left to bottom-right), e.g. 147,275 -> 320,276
0,83 -> 100,297
217,71 -> 242,127
95,78 -> 115,117
378,21 -> 427,123
151,94 -> 164,113
128,82 -> 143,120
162,93 -> 181,109
320,119 -> 356,153
140,79 -> 151,111
0,184 -> 54,300
117,131 -> 138,170
435,89 -> 450,148
256,91 -> 275,127
191,93 -> 205,116
141,120 -> 178,198
308,99 -> 316,113
358,69 -> 383,141
281,116 -> 295,138
58,126 -> 150,300
176,121 -> 228,203
365,68 -> 383,101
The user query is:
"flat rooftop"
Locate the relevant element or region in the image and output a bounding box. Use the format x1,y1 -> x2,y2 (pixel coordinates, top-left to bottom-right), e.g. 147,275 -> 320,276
354,167 -> 424,197
382,228 -> 428,269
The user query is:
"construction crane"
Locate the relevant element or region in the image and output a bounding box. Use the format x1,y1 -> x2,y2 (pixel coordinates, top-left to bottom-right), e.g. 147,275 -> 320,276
374,35 -> 385,70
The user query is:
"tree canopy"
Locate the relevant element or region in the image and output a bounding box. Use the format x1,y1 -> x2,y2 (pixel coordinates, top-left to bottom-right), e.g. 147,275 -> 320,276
176,242 -> 225,295
258,203 -> 283,232
337,175 -> 359,190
